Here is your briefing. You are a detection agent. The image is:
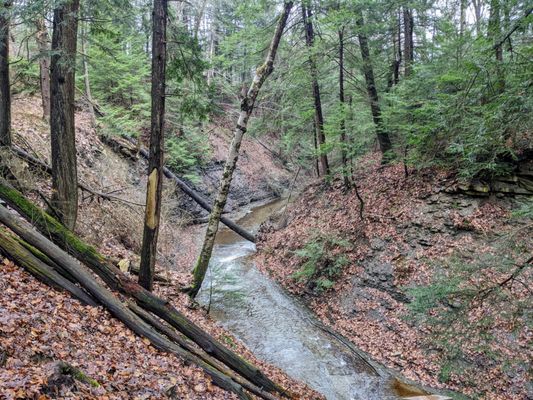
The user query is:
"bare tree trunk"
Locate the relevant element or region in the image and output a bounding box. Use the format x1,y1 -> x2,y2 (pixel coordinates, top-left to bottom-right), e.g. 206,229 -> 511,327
387,11 -> 401,90
0,1 -> 11,147
302,3 -> 329,176
206,6 -> 217,86
0,226 -> 97,306
50,0 -> 80,230
313,121 -> 319,177
489,0 -> 505,94
80,21 -> 95,125
188,2 -> 293,298
355,9 -> 393,161
35,17 -> 51,121
460,0 -> 467,37
338,28 -> 350,189
473,0 -> 483,37
139,0 -> 167,292
194,0 -> 207,39
403,6 -> 414,77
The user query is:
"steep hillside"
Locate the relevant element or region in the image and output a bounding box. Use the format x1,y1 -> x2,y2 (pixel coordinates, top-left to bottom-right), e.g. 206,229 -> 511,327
256,154 -> 533,399
9,95 -> 293,270
1,95 -> 316,399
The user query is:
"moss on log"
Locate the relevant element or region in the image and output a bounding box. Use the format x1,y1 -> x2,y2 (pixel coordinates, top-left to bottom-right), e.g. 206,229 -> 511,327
0,227 -> 97,306
0,182 -> 287,397
0,205 -> 252,399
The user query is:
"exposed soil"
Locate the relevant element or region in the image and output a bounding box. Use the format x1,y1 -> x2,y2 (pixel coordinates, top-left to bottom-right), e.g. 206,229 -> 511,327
171,113 -> 293,219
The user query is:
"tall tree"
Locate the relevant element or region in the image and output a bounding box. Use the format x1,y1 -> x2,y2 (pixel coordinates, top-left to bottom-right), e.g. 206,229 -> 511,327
338,27 -> 350,188
35,17 -> 51,121
403,5 -> 414,76
188,2 -> 293,298
472,0 -> 483,37
139,0 -> 168,292
50,0 -> 80,230
355,9 -> 393,160
387,10 -> 402,90
0,1 -> 11,147
459,0 -> 467,37
302,2 -> 329,176
488,0 -> 505,94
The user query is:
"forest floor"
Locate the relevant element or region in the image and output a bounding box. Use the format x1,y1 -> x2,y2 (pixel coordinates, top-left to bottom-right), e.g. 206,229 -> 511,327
0,96 -> 318,399
255,154 -> 532,400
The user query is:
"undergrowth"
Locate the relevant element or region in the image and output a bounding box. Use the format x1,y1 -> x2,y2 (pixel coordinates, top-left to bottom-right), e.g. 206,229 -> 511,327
291,232 -> 352,293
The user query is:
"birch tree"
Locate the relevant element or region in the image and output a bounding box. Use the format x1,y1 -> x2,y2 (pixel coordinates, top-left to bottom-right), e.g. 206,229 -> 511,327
187,2 -> 293,298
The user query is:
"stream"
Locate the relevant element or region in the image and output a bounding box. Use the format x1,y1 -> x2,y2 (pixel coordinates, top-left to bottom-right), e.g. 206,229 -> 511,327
196,199 -> 411,400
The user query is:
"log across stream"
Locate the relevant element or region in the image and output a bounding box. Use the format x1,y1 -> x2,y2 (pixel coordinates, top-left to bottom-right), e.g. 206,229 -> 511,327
196,198 -> 430,400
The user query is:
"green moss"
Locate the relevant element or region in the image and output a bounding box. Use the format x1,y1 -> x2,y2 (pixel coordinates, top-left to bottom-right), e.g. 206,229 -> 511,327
58,362 -> 100,388
0,183 -> 105,264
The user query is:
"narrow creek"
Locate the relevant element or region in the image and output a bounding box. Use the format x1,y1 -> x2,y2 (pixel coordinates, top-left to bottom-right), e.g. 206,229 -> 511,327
196,199 -> 413,400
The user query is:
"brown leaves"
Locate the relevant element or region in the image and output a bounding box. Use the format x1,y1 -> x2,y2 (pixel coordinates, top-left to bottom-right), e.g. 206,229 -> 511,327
255,154 -> 531,399
0,259 -> 235,399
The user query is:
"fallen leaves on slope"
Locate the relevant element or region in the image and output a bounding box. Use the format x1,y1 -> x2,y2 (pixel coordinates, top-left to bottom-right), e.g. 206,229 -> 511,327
255,153 -> 532,399
0,258 -> 232,400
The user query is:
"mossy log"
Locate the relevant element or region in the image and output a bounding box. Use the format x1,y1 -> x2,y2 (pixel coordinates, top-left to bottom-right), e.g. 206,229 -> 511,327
0,226 -> 97,306
0,182 -> 287,397
56,361 -> 100,388
0,204 -> 252,400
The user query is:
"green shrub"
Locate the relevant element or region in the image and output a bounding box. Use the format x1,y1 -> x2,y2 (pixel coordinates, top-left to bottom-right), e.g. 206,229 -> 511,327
291,232 -> 351,293
406,207 -> 532,395
11,58 -> 40,95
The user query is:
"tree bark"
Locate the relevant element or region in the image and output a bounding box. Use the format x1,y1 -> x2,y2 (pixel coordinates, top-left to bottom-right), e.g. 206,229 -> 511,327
459,0 -> 467,37
338,28 -> 350,189
188,2 -> 293,299
313,122 -> 320,177
302,3 -> 329,176
0,226 -> 97,306
0,182 -> 285,396
50,0 -> 80,230
387,11 -> 401,91
355,9 -> 393,161
403,6 -> 414,77
472,0 -> 482,37
35,17 -> 51,121
194,0 -> 207,39
139,0 -> 167,291
206,3 -> 218,86
0,1 -> 11,147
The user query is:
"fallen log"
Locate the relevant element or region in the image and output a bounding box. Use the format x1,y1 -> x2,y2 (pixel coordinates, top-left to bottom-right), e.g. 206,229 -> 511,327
128,302 -> 281,400
140,148 -> 257,242
0,182 -> 287,397
101,134 -> 255,242
0,227 -> 97,307
0,205 -> 252,399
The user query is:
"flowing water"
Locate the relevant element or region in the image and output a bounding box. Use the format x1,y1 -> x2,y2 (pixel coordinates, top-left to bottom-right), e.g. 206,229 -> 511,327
196,199 -> 417,400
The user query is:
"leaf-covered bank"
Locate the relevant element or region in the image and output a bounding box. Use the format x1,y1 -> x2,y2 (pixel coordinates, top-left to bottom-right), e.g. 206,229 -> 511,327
256,154 -> 532,399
